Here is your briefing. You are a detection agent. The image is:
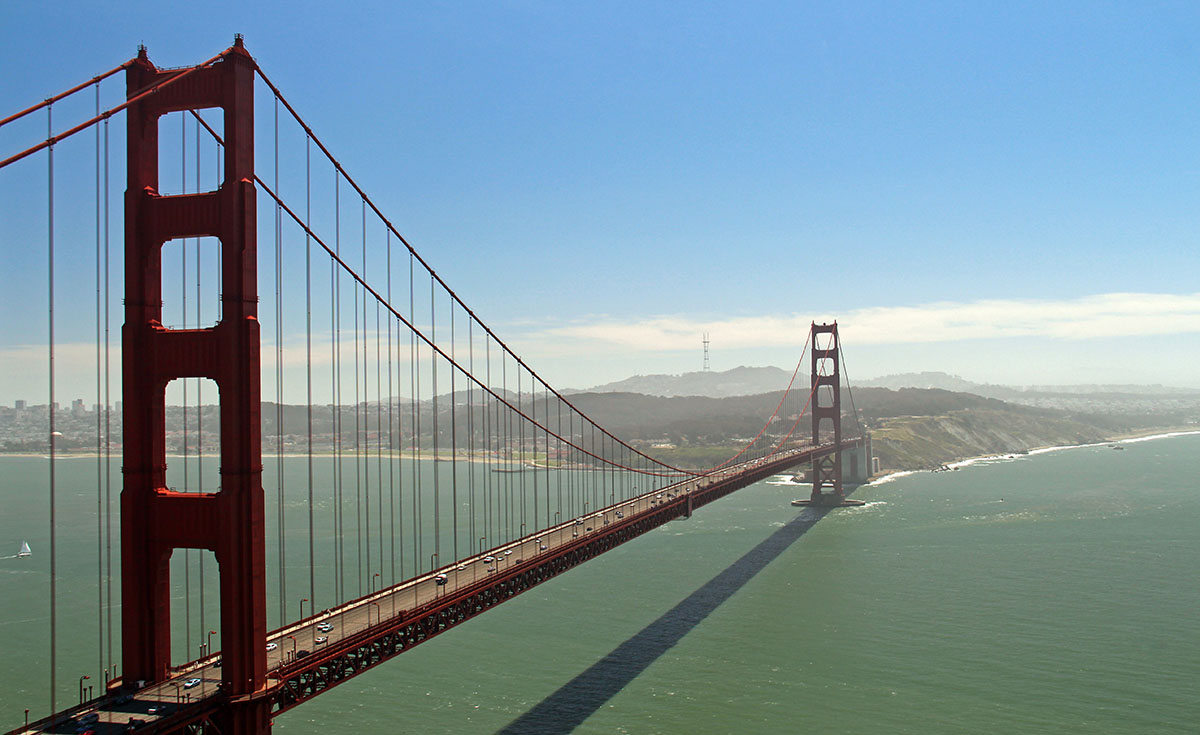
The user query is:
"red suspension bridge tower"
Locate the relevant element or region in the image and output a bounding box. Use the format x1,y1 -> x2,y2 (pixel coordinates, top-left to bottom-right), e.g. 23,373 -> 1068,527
120,37 -> 269,733
794,322 -> 866,508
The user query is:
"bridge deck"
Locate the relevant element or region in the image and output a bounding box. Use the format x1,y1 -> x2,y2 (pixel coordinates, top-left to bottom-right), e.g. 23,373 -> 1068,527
13,440 -> 862,735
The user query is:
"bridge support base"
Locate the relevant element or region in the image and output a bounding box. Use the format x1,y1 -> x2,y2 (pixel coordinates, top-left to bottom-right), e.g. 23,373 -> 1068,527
790,497 -> 866,507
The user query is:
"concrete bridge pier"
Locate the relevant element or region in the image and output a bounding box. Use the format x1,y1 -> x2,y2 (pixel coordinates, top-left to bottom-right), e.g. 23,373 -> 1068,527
842,436 -> 873,486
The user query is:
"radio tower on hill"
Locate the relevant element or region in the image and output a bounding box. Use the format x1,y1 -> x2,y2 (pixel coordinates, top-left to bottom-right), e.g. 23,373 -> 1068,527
703,332 -> 711,372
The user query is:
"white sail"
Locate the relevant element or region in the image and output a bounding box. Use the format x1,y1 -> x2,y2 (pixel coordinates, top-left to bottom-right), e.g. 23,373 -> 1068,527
17,540 -> 31,558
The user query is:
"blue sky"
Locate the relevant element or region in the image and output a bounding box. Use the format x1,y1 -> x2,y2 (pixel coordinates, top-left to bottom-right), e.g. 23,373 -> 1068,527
2,1 -> 1198,403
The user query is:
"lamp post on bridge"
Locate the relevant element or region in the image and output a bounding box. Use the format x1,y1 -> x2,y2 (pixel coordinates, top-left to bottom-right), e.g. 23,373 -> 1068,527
207,630 -> 217,658
78,675 -> 89,704
287,635 -> 297,661
299,597 -> 308,621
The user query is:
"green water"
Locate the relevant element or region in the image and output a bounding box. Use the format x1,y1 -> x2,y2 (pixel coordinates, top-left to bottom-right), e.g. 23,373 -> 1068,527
2,434 -> 1198,732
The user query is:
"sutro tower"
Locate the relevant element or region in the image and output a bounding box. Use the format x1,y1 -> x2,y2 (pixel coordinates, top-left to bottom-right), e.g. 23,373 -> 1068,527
703,332 -> 711,371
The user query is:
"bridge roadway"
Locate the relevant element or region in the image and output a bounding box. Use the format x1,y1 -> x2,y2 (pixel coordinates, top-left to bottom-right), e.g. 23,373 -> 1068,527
14,440 -> 860,735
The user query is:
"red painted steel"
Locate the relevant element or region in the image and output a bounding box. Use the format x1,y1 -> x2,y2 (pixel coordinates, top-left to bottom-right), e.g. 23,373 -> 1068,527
120,37 -> 268,734
809,322 -> 844,503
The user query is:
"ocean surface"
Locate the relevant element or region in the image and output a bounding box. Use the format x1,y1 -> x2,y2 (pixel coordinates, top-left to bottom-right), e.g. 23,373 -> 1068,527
1,432 -> 1197,733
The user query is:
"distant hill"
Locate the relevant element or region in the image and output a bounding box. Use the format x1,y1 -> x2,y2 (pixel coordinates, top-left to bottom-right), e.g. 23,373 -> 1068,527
584,365 -> 794,398
855,371 -> 1200,421
858,371 -> 1200,398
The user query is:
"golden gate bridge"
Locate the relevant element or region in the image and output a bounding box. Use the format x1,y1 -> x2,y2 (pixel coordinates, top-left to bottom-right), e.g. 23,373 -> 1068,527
0,38 -> 869,734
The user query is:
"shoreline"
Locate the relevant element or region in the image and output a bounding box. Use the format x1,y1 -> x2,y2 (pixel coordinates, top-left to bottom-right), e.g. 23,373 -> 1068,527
5,427 -> 1198,467
863,427 -> 1200,486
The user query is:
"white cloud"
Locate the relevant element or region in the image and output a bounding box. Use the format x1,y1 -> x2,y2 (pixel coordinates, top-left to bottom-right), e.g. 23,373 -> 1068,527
528,292 -> 1200,352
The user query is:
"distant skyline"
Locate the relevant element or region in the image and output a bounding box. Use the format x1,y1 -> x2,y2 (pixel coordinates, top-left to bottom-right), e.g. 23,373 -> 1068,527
2,1 -> 1198,405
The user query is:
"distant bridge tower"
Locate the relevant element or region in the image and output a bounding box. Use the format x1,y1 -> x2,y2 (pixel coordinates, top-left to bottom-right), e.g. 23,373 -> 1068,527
794,322 -> 865,507
120,38 -> 270,734
703,332 -> 710,371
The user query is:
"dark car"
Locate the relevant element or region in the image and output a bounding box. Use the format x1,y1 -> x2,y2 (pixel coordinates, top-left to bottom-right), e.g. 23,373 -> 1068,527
296,649 -> 311,659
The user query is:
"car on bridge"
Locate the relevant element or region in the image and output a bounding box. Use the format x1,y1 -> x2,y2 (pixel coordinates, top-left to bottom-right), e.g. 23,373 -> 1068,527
316,622 -> 333,633
315,635 -> 328,644
266,642 -> 278,651
184,678 -> 201,688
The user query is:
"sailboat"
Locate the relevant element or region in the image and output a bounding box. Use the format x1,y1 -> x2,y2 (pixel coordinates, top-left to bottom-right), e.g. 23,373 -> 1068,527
16,540 -> 31,558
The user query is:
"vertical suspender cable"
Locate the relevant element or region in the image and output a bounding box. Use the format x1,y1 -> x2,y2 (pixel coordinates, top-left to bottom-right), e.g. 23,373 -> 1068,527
450,302 -> 458,564
94,85 -> 103,683
386,231 -> 395,587
334,172 -> 343,602
195,114 -> 205,647
484,338 -> 491,547
361,199 -> 370,592
431,278 -> 439,569
501,355 -> 508,540
399,301 -> 407,587
103,108 -> 113,678
274,96 -> 286,626
354,199 -> 363,596
411,254 -> 421,573
350,200 -> 360,598
182,112 -> 191,660
376,246 -> 384,581
520,367 -> 526,534
556,400 -> 562,526
47,101 -> 58,716
467,319 -> 475,556
306,136 -> 315,611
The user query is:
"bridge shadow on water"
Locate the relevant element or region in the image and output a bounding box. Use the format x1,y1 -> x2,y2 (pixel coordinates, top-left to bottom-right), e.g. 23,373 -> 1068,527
495,504 -> 836,735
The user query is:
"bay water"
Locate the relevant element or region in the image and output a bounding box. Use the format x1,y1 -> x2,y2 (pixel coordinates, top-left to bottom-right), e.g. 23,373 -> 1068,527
1,433 -> 1197,733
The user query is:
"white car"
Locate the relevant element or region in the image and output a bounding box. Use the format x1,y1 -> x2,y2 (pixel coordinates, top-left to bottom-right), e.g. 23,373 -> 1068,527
266,642 -> 278,652
183,678 -> 201,689
315,636 -> 328,644
316,623 -> 333,633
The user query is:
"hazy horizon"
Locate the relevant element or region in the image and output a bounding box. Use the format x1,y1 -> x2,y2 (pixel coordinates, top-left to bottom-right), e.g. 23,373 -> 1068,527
3,3 -> 1198,405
